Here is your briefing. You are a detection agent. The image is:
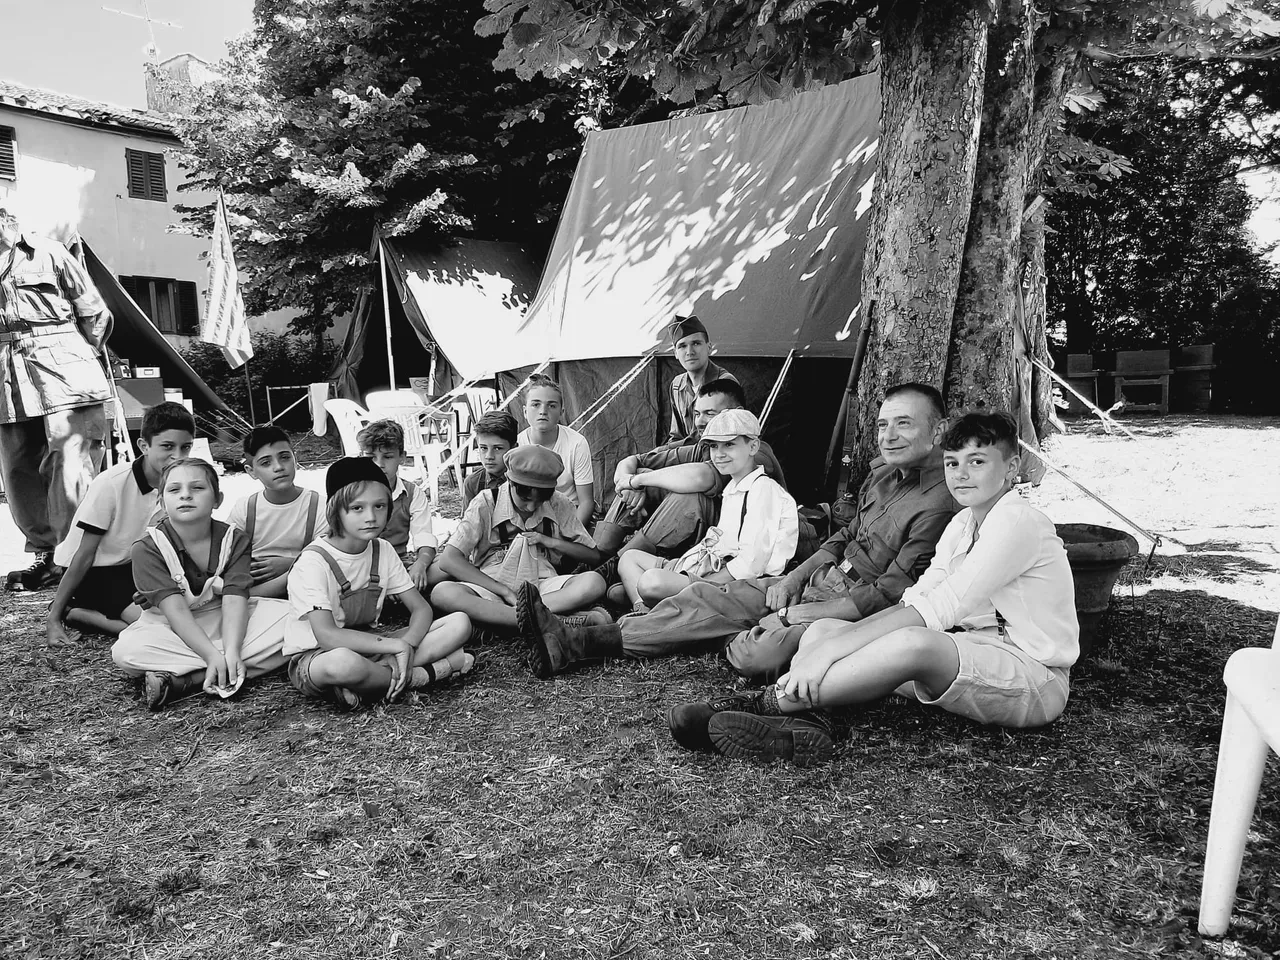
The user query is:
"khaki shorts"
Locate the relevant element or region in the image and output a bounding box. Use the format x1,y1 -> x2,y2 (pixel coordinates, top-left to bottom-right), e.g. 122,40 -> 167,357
454,573 -> 576,605
288,649 -> 395,708
897,631 -> 1070,728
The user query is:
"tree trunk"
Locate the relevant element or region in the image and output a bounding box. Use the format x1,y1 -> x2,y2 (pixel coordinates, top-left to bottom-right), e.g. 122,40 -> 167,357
946,0 -> 1035,416
850,0 -> 995,474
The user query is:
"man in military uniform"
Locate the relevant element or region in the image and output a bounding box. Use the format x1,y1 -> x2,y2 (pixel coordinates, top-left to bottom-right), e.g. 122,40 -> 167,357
0,203 -> 113,591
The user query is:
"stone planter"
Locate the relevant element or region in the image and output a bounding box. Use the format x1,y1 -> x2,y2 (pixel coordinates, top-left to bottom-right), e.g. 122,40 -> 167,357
1056,523 -> 1141,660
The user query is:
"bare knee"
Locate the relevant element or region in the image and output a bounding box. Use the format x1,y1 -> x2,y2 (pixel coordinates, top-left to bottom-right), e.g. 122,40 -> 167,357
430,582 -> 464,610
636,569 -> 677,604
311,648 -> 373,686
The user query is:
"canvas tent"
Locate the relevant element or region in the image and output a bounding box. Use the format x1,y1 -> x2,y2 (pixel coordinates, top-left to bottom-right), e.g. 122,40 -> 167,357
501,72 -> 881,504
330,238 -> 542,400
78,239 -> 230,416
333,74 -> 880,505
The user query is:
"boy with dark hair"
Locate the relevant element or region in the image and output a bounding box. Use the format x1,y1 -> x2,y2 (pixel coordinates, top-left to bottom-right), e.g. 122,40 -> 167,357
357,419 -> 437,590
227,425 -> 327,598
670,410 -> 1080,767
462,410 -> 518,511
667,315 -> 739,443
45,401 -> 195,643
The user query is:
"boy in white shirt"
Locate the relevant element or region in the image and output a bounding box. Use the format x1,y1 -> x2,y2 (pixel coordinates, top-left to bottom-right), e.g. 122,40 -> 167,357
517,374 -> 594,527
667,410 -> 1080,766
227,426 -> 327,598
357,420 -> 437,590
616,409 -> 797,612
45,402 -> 194,643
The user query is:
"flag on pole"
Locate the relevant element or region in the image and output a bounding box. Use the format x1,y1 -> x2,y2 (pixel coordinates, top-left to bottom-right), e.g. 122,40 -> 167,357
201,192 -> 253,368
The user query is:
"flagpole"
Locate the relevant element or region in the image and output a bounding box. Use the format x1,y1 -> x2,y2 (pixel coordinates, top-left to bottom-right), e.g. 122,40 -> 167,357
379,237 -> 397,390
244,359 -> 256,423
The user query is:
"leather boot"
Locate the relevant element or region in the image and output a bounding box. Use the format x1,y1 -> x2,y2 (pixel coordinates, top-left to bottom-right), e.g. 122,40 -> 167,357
516,582 -> 624,678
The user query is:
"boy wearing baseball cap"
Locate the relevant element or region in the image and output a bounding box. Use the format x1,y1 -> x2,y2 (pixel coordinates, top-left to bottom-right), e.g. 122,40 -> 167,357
431,445 -> 609,635
667,315 -> 739,444
614,409 -> 798,612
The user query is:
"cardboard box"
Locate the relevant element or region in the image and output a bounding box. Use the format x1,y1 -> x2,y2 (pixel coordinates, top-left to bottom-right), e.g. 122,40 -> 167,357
133,366 -> 161,379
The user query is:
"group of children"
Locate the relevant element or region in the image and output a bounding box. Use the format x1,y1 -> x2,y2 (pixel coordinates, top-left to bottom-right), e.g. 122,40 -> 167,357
35,318 -> 1081,769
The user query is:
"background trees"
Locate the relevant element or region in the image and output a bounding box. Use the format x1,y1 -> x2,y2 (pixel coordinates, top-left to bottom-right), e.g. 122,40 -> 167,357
171,0 -> 594,338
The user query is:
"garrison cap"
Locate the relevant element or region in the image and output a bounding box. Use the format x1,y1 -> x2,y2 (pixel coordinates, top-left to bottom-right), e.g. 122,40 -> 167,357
669,314 -> 708,344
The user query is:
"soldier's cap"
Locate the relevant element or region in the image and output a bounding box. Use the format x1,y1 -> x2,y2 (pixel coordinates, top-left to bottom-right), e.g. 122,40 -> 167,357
669,314 -> 708,344
504,444 -> 563,489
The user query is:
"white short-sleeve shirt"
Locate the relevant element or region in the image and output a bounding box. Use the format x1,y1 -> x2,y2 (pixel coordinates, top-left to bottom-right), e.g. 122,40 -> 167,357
516,424 -> 593,505
227,488 -> 328,559
54,458 -> 161,568
283,537 -> 414,656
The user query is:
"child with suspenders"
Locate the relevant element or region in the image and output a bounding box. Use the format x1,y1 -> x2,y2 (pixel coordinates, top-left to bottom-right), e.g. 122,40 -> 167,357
228,426 -> 329,598
284,458 -> 472,708
111,459 -> 292,711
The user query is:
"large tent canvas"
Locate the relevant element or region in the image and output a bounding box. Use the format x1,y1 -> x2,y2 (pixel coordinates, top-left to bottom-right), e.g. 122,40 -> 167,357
330,239 -> 541,400
497,73 -> 881,504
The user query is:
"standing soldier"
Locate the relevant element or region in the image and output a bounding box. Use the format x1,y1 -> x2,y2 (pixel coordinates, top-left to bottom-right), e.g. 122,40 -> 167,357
0,202 -> 114,592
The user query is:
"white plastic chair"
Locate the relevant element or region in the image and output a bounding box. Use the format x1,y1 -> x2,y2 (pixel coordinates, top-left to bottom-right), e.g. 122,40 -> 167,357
1198,613 -> 1280,936
323,398 -> 373,457
365,388 -> 427,411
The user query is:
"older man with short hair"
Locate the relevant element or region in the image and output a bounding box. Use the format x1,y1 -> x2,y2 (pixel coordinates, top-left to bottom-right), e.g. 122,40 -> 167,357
517,383 -> 959,681
0,203 -> 113,592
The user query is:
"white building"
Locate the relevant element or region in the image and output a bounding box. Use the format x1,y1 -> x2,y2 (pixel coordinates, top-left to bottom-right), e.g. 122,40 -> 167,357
0,65 -> 299,347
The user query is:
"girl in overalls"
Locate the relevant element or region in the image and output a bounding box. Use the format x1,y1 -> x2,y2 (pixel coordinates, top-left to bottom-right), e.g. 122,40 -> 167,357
284,458 -> 472,708
110,459 -> 292,711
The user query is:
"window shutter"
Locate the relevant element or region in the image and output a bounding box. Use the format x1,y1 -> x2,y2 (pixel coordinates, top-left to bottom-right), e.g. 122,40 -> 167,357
177,280 -> 200,334
125,149 -> 166,201
126,149 -> 147,199
118,275 -> 140,304
0,126 -> 16,180
145,152 -> 167,201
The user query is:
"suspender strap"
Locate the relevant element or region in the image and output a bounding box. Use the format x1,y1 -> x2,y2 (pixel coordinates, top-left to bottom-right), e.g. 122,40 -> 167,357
303,490 -> 319,544
303,539 -> 382,594
738,489 -> 749,538
303,543 -> 352,595
244,493 -> 258,547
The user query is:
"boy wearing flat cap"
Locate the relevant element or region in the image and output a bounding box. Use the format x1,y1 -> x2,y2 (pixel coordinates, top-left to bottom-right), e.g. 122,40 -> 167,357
431,445 -> 609,634
668,315 -> 739,444
613,409 -> 798,613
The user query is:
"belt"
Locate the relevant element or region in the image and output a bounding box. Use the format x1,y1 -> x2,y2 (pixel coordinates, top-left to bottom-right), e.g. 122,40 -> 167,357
0,324 -> 77,344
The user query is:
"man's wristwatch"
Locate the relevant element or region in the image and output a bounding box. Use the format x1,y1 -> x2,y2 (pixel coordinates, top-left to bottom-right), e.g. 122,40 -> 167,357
777,606 -> 791,627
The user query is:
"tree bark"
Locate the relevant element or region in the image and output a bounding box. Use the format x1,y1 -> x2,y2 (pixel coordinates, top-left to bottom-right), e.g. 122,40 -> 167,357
850,0 -> 996,474
946,0 -> 1036,417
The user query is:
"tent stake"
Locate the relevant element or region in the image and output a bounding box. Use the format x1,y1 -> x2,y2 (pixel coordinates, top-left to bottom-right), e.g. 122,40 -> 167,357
379,238 -> 397,390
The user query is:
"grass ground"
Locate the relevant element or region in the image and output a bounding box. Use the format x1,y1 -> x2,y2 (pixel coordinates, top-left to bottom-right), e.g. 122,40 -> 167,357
2,416 -> 1278,960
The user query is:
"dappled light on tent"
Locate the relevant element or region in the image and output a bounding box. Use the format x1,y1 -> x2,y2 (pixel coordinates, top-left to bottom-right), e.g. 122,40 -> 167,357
521,73 -> 881,364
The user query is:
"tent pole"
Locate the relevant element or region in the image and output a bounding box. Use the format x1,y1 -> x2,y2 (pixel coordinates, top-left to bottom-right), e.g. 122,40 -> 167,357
244,359 -> 256,422
379,238 -> 397,390
826,301 -> 874,498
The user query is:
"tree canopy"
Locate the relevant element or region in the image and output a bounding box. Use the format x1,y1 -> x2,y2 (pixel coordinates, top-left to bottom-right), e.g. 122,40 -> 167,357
170,0 -> 592,335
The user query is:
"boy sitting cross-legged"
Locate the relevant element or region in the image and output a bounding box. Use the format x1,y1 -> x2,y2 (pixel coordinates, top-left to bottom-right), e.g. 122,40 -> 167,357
616,409 -> 798,613
284,458 -> 473,709
358,419 -> 437,591
461,410 -> 518,511
668,411 -> 1079,767
45,401 -> 195,644
227,425 -> 327,598
430,445 -> 609,637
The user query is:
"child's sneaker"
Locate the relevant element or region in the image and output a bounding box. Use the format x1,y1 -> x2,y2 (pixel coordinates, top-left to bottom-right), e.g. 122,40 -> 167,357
143,671 -> 202,711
